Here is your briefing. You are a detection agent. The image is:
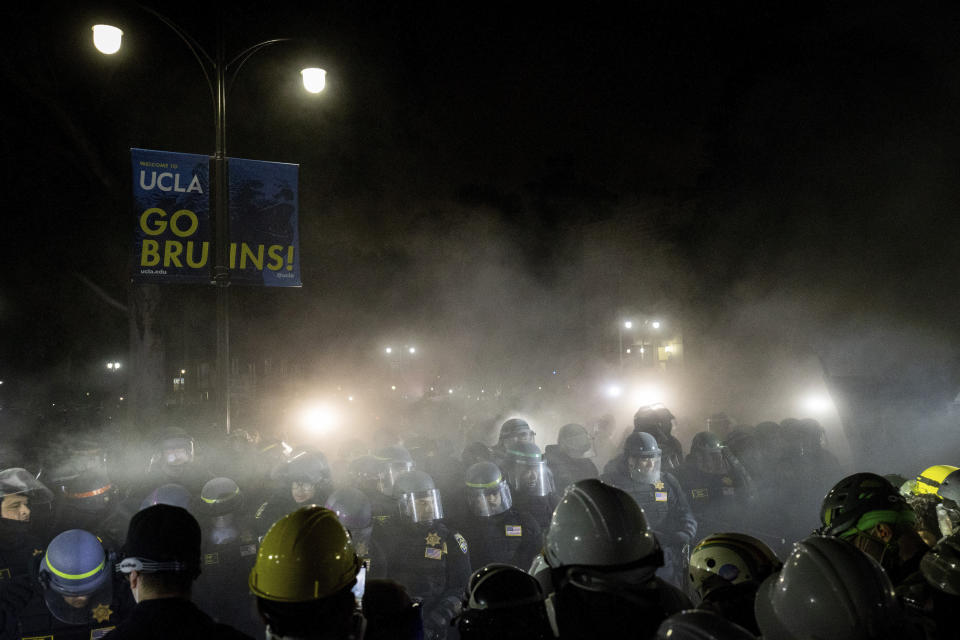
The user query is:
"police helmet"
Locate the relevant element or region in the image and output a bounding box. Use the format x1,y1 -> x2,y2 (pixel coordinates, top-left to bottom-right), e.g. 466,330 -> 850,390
324,487 -> 373,532
558,423 -> 594,458
373,445 -> 415,495
754,535 -> 904,640
0,467 -> 54,503
913,465 -> 960,505
393,470 -> 444,523
140,483 -> 192,512
457,564 -> 553,640
153,427 -> 195,468
504,441 -> 553,497
819,472 -> 916,538
60,467 -> 115,514
464,462 -> 512,517
39,529 -> 113,624
200,477 -> 242,517
498,418 -> 536,446
545,479 -> 661,570
687,533 -> 781,603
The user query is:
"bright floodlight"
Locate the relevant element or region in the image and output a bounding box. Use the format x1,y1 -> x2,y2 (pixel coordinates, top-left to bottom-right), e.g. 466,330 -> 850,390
801,393 -> 834,415
385,347 -> 393,354
106,363 -> 113,370
92,25 -> 123,55
408,347 -> 416,354
665,345 -> 674,353
299,403 -> 338,434
651,321 -> 661,329
624,321 -> 633,329
301,67 -> 326,93
632,385 -> 665,407
606,385 -> 622,398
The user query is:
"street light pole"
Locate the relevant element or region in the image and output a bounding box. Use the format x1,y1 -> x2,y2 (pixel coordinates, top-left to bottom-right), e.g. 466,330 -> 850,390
98,5 -> 324,435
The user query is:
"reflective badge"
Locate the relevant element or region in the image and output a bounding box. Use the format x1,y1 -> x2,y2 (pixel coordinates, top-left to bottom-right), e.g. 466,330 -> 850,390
374,515 -> 391,524
204,552 -> 220,565
0,568 -> 10,579
722,476 -> 734,486
92,603 -> 113,623
22,636 -> 53,640
654,481 -> 665,490
691,488 -> 708,500
33,548 -> 43,557
424,547 -> 443,560
425,532 -> 443,547
505,525 -> 522,537
655,491 -> 668,502
91,627 -> 116,640
255,502 -> 268,520
240,544 -> 257,557
722,487 -> 736,496
454,533 -> 468,554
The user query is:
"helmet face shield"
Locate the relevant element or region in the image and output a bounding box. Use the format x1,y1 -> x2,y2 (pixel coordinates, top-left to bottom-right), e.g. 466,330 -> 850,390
511,460 -> 554,497
383,461 -> 414,495
43,579 -> 113,625
398,488 -> 444,523
468,483 -> 513,517
627,453 -> 661,485
161,438 -> 194,467
698,449 -> 728,475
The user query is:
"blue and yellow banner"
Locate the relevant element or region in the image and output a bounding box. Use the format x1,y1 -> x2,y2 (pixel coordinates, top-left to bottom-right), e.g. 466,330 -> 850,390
131,148 -> 301,287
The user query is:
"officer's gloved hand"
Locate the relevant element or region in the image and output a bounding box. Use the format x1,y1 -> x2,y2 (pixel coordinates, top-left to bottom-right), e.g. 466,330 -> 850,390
424,597 -> 461,640
0,575 -> 35,615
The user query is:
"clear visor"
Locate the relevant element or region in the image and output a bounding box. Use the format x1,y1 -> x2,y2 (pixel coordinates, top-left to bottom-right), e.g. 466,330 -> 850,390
162,440 -> 194,466
510,461 -> 554,497
0,468 -> 53,504
398,489 -> 444,523
562,433 -> 596,458
467,483 -> 513,517
383,462 -> 414,495
628,454 -> 661,484
43,579 -> 113,626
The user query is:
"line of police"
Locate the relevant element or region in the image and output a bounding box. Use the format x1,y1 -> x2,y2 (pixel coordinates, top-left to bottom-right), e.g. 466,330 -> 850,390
0,409 -> 958,638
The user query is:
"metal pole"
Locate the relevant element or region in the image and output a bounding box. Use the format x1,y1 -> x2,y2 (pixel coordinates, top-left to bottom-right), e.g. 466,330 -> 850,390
213,5 -> 231,435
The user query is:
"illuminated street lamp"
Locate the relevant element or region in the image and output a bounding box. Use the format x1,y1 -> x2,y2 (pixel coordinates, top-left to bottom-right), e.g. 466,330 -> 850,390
93,9 -> 325,434
619,319 -> 634,370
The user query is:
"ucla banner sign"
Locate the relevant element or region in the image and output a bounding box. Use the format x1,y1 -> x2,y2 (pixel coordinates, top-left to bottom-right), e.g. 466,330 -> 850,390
131,148 -> 301,287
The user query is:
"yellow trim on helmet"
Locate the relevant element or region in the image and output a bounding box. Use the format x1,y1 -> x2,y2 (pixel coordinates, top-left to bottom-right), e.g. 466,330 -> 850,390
44,554 -> 104,581
914,465 -> 959,495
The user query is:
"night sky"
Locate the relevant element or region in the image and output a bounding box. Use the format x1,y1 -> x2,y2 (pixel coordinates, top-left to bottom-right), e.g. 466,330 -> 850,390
3,2 -> 960,438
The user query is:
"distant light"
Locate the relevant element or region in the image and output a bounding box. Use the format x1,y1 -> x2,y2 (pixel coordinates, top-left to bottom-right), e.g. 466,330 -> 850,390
801,393 -> 835,415
391,385 -> 397,391
606,385 -> 622,398
92,25 -> 123,55
299,403 -> 338,433
624,321 -> 633,329
347,396 -> 354,402
448,389 -> 453,394
538,386 -> 543,391
119,397 -> 124,401
301,67 -> 326,93
639,347 -> 645,354
665,345 -> 674,353
106,363 -> 113,370
552,370 -> 558,375
114,362 -> 121,369
408,347 -> 416,354
385,347 -> 393,354
480,389 -> 485,393
632,385 -> 666,407
625,348 -> 632,354
651,321 -> 661,329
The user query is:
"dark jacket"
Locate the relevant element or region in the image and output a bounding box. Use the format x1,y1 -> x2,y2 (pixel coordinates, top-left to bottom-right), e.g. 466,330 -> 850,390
101,597 -> 253,640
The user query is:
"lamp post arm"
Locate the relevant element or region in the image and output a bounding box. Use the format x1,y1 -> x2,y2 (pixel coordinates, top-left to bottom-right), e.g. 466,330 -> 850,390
225,38 -> 292,95
138,5 -> 217,109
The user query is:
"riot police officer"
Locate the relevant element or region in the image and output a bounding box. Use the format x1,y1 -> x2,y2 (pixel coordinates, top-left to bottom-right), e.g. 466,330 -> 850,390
255,450 -> 333,537
193,477 -> 260,637
600,432 -> 697,587
458,462 -> 540,570
324,487 -> 389,578
501,442 -> 557,531
380,470 -> 470,640
543,423 -> 598,494
676,432 -> 753,536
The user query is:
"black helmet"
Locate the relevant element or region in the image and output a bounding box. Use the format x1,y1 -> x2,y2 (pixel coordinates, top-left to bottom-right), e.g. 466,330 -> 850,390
457,564 -> 553,639
200,477 -> 243,517
498,418 -> 536,447
60,467 -> 115,514
920,530 -> 960,595
394,470 -> 443,523
689,432 -> 728,475
558,423 -> 594,458
372,445 -> 415,495
324,487 -> 373,532
819,473 -> 915,538
464,462 -> 512,517
624,431 -> 661,457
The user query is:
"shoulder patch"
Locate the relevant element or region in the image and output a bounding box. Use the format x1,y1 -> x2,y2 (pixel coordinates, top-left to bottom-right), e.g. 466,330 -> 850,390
505,524 -> 522,537
454,533 -> 468,554
255,502 -> 269,520
654,491 -> 668,502
424,547 -> 443,560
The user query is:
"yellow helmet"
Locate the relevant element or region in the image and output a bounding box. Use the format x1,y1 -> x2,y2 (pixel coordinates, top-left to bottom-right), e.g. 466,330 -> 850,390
249,506 -> 361,602
913,466 -> 960,497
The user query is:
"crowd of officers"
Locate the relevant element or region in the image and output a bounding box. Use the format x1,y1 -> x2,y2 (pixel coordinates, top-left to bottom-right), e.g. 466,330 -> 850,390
0,405 -> 958,639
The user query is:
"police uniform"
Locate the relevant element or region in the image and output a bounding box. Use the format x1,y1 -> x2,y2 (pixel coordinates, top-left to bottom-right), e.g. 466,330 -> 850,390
676,462 -> 745,535
12,574 -> 133,640
459,507 -> 541,571
381,520 -> 471,638
511,492 -> 558,532
543,445 -> 598,495
100,598 -> 253,640
192,529 -> 260,638
0,520 -> 44,639
601,459 -> 697,585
